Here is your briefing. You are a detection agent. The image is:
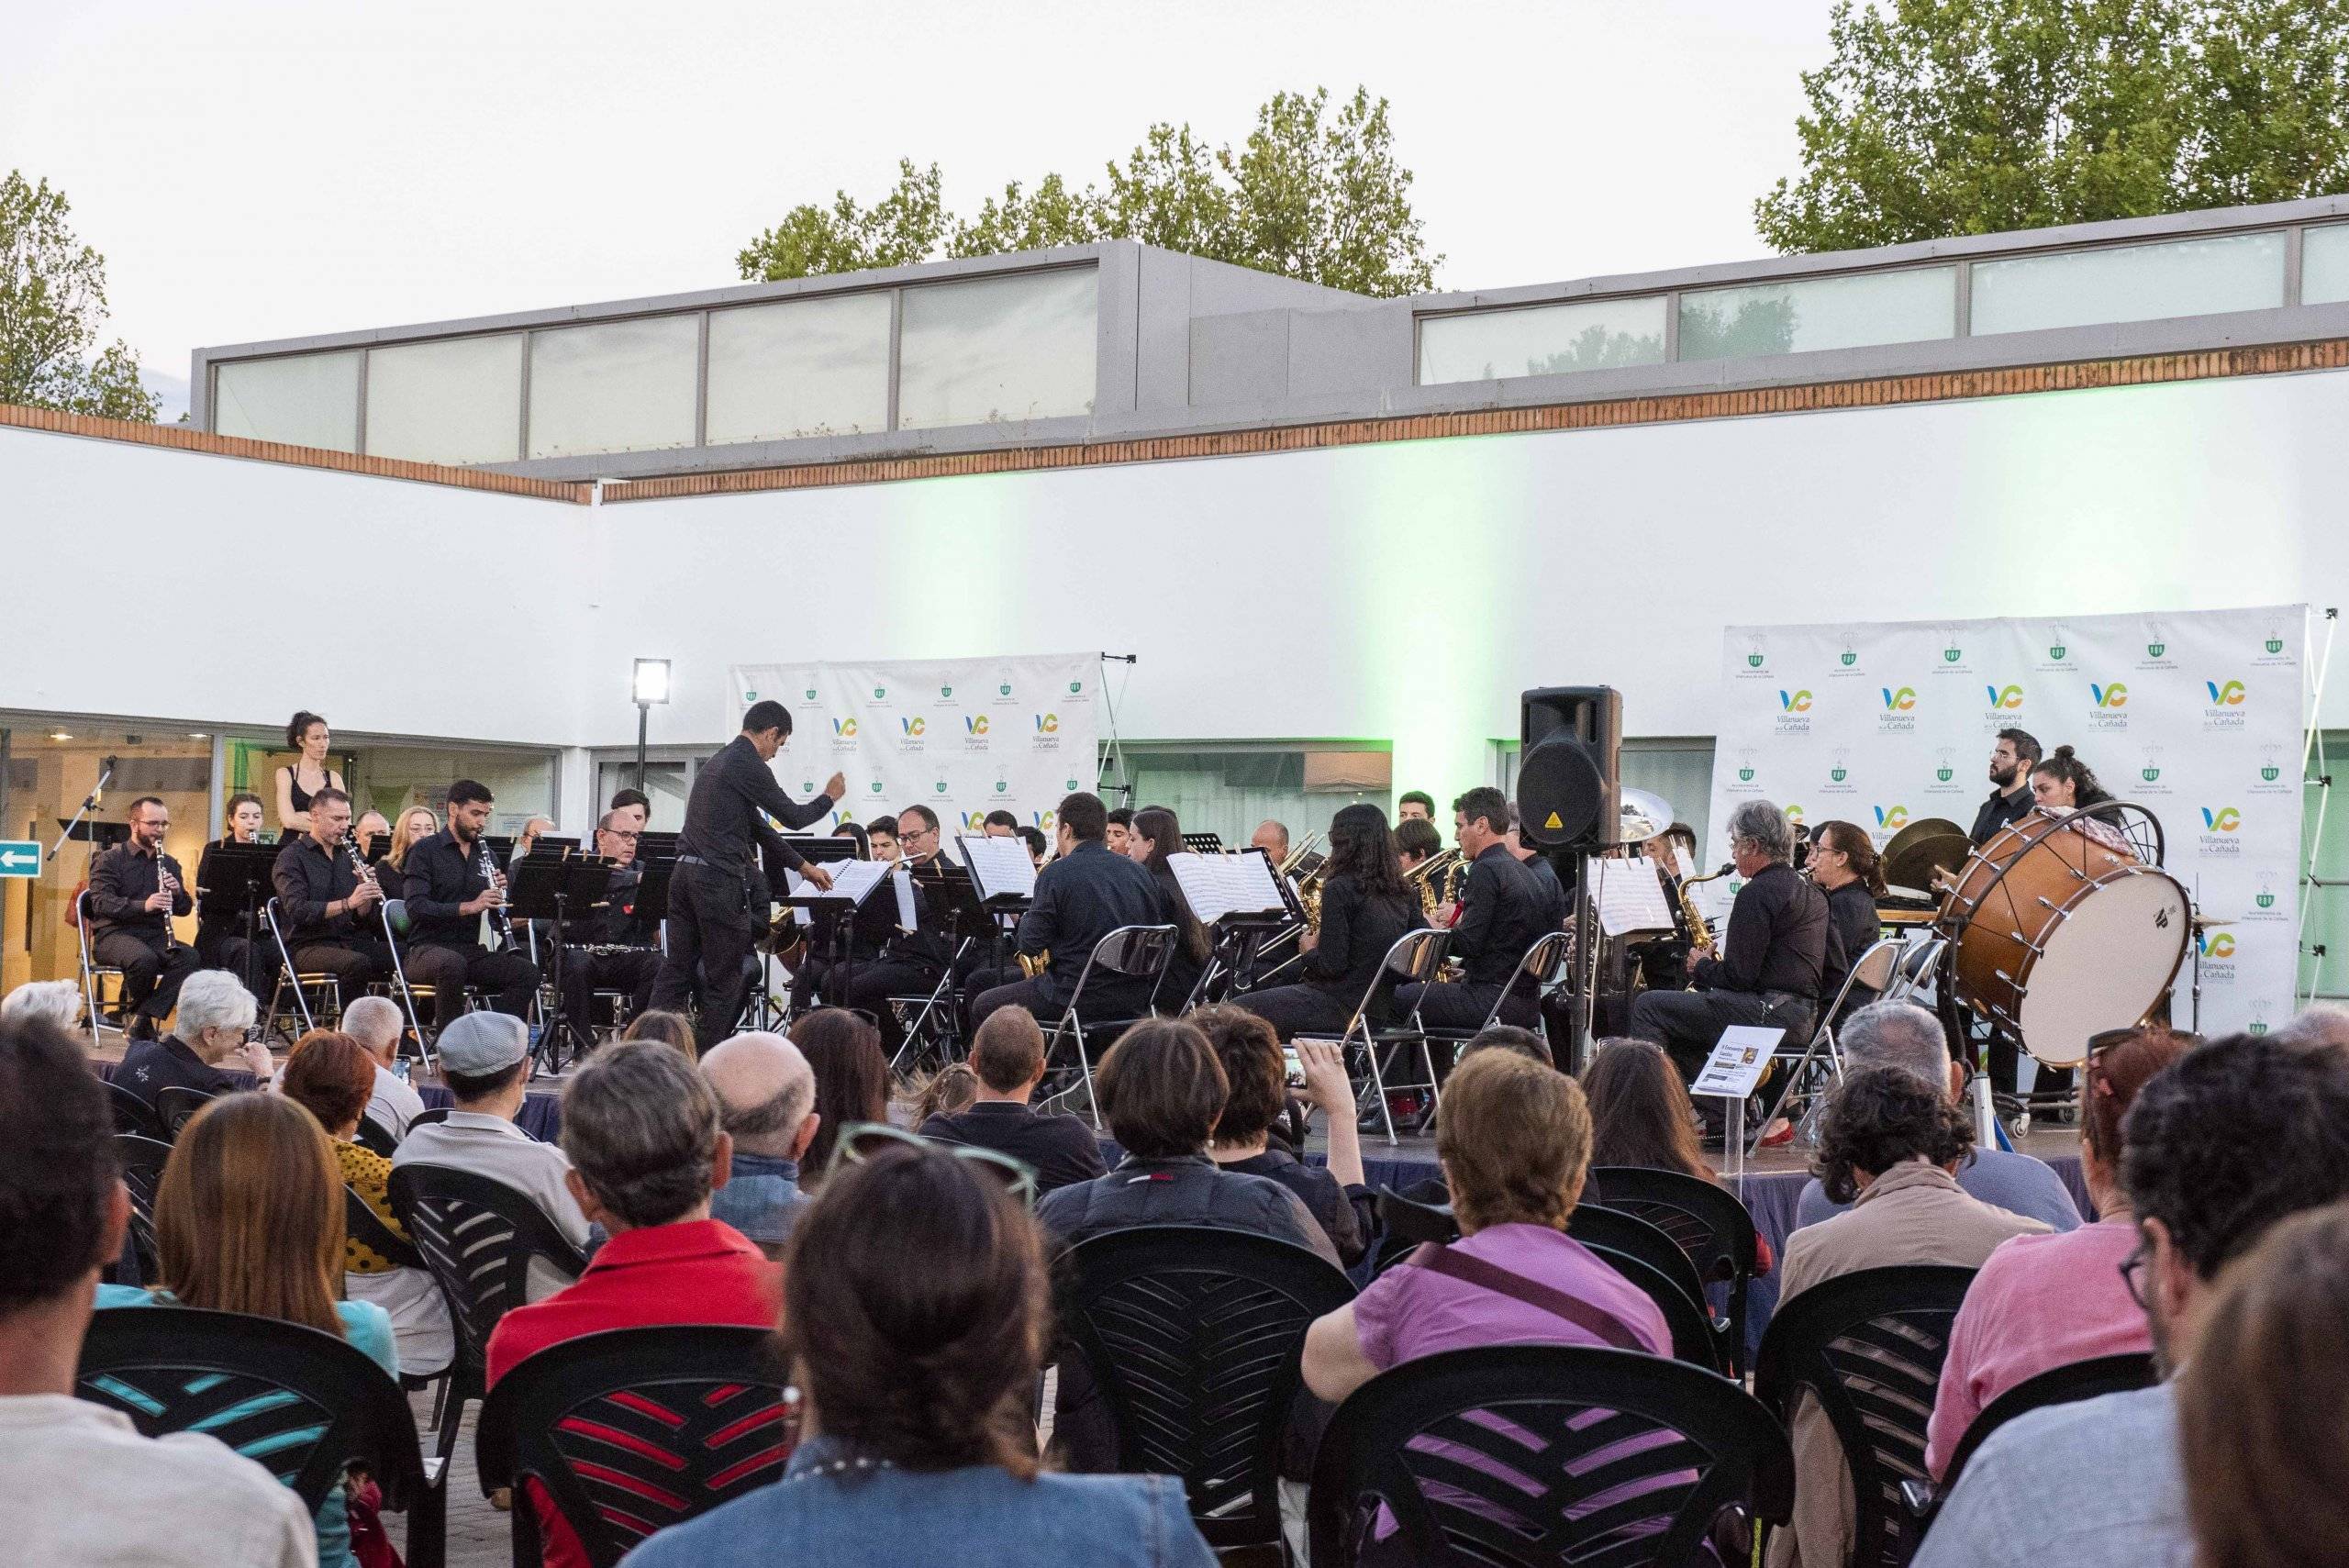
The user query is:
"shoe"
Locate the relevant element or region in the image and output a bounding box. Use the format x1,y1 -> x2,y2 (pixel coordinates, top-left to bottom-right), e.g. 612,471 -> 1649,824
1757,1118 -> 1796,1149
125,1015 -> 157,1043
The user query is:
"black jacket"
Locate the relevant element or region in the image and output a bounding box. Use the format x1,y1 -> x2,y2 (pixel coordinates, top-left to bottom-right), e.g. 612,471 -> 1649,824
116,1036 -> 240,1109
1301,873 -> 1423,998
1451,844 -> 1554,985
918,1100 -> 1108,1195
1820,879 -> 1883,1006
1970,784 -> 2034,845
273,836 -> 367,946
1219,1145 -> 1372,1266
400,830 -> 502,950
678,735 -> 833,878
1012,840 -> 1165,1011
1035,1154 -> 1341,1268
1693,862 -> 1830,999
86,844 -> 189,945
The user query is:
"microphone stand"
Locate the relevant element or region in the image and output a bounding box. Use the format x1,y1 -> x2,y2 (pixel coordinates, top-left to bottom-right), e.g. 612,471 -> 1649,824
48,754 -> 117,862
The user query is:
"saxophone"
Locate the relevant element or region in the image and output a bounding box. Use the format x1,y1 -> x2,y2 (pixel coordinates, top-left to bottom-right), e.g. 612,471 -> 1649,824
1403,848 -> 1460,927
1677,862 -> 1734,956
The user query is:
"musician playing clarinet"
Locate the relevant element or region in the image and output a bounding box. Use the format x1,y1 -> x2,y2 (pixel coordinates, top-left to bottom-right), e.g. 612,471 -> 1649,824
400,780 -> 540,1032
272,787 -> 395,1003
555,812 -> 663,1057
85,796 -> 200,1041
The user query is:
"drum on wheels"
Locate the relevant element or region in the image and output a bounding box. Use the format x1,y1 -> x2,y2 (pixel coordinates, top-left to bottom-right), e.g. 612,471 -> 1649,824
1934,806 -> 2188,1067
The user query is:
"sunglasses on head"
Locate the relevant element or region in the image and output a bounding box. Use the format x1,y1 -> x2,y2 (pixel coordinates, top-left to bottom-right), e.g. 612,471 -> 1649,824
836,1121 -> 1039,1209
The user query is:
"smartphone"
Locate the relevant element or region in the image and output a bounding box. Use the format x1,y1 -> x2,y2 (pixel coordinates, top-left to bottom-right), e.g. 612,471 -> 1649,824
1282,1045 -> 1306,1089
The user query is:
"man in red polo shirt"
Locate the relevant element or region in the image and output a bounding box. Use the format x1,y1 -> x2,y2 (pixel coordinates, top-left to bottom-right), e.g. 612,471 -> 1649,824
486,1040 -> 781,1568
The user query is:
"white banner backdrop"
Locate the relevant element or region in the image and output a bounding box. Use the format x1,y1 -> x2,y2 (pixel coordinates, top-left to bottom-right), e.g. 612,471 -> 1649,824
729,654 -> 1101,840
1707,605 -> 2308,1037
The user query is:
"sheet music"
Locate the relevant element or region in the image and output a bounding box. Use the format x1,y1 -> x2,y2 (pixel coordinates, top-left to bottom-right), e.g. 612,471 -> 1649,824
1587,854 -> 1677,937
893,867 -> 916,931
1673,846 -> 1696,880
957,833 -> 1037,901
787,858 -> 892,906
1168,851 -> 1286,925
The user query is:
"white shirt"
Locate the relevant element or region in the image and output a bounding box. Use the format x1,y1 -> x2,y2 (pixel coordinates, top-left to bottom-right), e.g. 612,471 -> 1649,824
363,1061 -> 426,1140
0,1394 -> 317,1567
391,1108 -> 591,1297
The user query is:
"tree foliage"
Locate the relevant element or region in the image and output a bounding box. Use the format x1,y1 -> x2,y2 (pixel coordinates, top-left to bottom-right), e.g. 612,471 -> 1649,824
0,171 -> 158,421
1755,0 -> 2349,252
739,87 -> 1440,296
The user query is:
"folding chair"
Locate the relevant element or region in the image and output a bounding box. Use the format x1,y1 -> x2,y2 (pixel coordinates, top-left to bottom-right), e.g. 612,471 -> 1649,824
1035,924 -> 1176,1128
262,897 -> 342,1041
1881,934 -> 1946,1006
885,936 -> 974,1075
75,890 -> 125,1048
1749,936 -> 1902,1154
1419,929 -> 1573,1058
1338,928 -> 1452,1145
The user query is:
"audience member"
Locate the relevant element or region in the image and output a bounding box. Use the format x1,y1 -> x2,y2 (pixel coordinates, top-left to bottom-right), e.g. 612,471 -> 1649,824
341,994 -> 422,1140
0,978 -> 80,1031
1792,1001 -> 2080,1232
114,968 -> 272,1110
918,1006 -> 1106,1195
789,1007 -> 889,1187
99,1093 -> 398,1568
1918,1030 -> 2349,1568
1194,1005 -> 1371,1265
280,1028 -> 452,1376
489,1041 -> 779,1568
1460,1021 -> 1550,1062
618,1007 -> 699,1060
2177,1200 -> 2349,1568
1773,1068 -> 2049,1568
700,1031 -> 820,1258
1580,1035 -> 1774,1273
390,1011 -> 588,1295
1304,1048 -> 1668,1404
623,1140 -> 1215,1568
917,1062 -> 981,1122
1924,1025 -> 2187,1477
0,1015 -> 313,1568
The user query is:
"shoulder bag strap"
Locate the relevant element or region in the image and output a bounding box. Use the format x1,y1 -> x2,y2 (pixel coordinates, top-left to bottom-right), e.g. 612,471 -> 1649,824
1406,1241 -> 1649,1352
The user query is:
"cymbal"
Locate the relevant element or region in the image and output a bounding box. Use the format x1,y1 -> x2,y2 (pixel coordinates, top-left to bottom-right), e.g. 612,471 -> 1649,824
1881,817 -> 1972,893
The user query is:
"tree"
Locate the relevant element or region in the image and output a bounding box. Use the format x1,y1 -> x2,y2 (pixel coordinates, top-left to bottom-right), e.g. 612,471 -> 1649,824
1754,0 -> 2349,253
0,171 -> 158,421
739,87 -> 1442,296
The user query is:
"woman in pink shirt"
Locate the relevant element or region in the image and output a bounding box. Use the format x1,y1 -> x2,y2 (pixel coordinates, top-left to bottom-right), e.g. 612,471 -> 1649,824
1924,1025 -> 2189,1478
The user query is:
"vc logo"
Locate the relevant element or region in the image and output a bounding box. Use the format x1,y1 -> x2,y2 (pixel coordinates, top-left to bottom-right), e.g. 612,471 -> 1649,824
1881,686 -> 1915,712
2201,806 -> 2242,833
2207,679 -> 2247,706
2090,683 -> 2128,708
964,716 -> 990,736
1873,805 -> 1909,830
900,716 -> 927,738
1985,684 -> 2025,709
2200,932 -> 2237,959
831,717 -> 858,739
1779,689 -> 1813,712
1035,713 -> 1060,734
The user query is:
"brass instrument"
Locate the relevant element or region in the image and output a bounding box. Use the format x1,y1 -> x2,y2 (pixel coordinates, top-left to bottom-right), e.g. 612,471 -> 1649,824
1676,862 -> 1734,956
1275,831 -> 1323,879
1403,847 -> 1462,926
1017,949 -> 1051,979
1299,874 -> 1324,934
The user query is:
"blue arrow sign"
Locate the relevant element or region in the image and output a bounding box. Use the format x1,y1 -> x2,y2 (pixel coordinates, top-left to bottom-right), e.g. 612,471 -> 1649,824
0,840 -> 39,878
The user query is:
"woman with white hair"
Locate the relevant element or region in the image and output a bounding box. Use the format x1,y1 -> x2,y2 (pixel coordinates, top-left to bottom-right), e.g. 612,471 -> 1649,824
115,969 -> 273,1111
0,979 -> 82,1032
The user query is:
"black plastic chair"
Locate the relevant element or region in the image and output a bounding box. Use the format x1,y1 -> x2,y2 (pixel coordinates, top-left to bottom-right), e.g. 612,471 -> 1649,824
1753,1263 -> 1976,1568
77,1304 -> 445,1568
1567,1203 -> 1711,1318
352,1115 -> 400,1158
1371,1184 -> 1460,1274
113,1132 -> 173,1285
1587,1165 -> 1762,1375
476,1325 -> 793,1568
1308,1343 -> 1793,1568
389,1162 -> 591,1473
155,1084 -> 218,1137
106,1079 -> 170,1140
1581,1242 -> 1725,1374
1060,1226 -> 1357,1561
1932,1351 -> 2156,1504
409,1105 -> 453,1128
346,1184 -> 426,1272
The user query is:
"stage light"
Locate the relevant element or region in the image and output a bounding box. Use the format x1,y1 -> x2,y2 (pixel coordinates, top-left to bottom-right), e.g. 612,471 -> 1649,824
631,658 -> 672,706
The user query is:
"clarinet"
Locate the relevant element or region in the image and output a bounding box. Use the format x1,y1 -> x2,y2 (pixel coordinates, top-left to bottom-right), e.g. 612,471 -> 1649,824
155,845 -> 180,949
344,835 -> 385,910
476,837 -> 517,947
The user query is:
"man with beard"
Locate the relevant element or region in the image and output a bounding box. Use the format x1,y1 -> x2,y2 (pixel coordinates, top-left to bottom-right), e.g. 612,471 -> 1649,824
401,779 -> 542,1033
1969,728 -> 2042,846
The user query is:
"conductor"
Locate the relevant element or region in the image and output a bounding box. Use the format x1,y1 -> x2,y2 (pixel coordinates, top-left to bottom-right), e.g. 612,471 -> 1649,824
648,701 -> 845,1046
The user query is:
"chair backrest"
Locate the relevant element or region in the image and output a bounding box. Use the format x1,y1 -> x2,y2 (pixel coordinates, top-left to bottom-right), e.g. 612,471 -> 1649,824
387,1162 -> 590,1374
1580,1243 -> 1722,1373
1061,1226 -> 1357,1553
1345,928 -> 1452,1036
77,1304 -> 426,1516
345,1184 -> 425,1271
1753,1263 -> 1976,1568
1586,1166 -> 1760,1373
1372,1185 -> 1461,1273
1884,937 -> 1944,1004
1515,928 -> 1574,988
106,1079 -> 170,1140
1565,1204 -> 1711,1317
262,897 -> 313,1029
113,1133 -> 173,1285
351,1115 -> 399,1158
155,1084 -> 218,1137
1851,936 -> 1902,996
1063,923 -> 1177,1021
1308,1343 -> 1794,1568
1942,1351 -> 2155,1493
475,1324 -> 793,1568
409,1105 -> 452,1128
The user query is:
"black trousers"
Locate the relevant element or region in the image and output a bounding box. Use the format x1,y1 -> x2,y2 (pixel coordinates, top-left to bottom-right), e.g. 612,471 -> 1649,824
838,957 -> 948,1055
93,930 -> 203,1021
195,922 -> 267,1003
649,862 -> 760,1048
407,941 -> 541,1029
289,936 -> 396,1016
1395,978 -> 1537,1084
970,973 -> 1063,1032
560,947 -> 662,1048
1628,986 -> 1815,1084
1239,981 -> 1356,1041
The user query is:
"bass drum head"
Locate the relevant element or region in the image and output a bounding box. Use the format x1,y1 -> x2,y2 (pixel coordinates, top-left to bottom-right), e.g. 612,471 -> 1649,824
2015,870 -> 2190,1066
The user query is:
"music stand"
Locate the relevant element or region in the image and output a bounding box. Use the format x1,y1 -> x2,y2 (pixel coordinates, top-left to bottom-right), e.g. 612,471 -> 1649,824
57,819 -> 133,851
1181,831 -> 1226,853
776,854 -> 893,1028
203,842 -> 282,1000
507,855 -> 617,1073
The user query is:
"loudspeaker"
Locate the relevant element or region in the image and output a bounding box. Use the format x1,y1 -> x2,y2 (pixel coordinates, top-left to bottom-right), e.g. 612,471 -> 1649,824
1516,686 -> 1620,851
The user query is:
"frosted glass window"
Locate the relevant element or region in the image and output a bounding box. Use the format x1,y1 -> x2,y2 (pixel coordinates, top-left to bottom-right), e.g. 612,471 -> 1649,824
1678,267 -> 1955,360
364,334 -> 522,464
1972,231 -> 2285,336
897,269 -> 1097,429
211,350 -> 361,452
2303,224 -> 2349,306
1418,296 -> 1666,384
526,315 -> 700,459
705,292 -> 892,443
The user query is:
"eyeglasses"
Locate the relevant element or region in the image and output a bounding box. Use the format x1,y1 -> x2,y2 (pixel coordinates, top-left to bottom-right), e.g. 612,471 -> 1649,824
837,1121 -> 1038,1209
2119,1234 -> 2152,1309
607,829 -> 640,840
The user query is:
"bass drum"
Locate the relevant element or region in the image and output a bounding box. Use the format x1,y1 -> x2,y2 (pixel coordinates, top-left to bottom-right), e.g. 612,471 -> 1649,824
1936,813 -> 2189,1066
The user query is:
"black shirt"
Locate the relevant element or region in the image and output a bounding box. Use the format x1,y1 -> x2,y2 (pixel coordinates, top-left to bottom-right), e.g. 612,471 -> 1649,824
1819,879 -> 1884,1006
1970,783 -> 2035,845
1693,862 -> 1830,999
117,1035 -> 241,1109
400,829 -> 504,950
1221,1145 -> 1370,1266
677,736 -> 833,878
1451,844 -> 1553,985
918,1100 -> 1108,1195
273,836 -> 367,946
1301,873 -> 1424,997
587,862 -> 659,947
86,844 -> 190,944
1013,840 -> 1167,1007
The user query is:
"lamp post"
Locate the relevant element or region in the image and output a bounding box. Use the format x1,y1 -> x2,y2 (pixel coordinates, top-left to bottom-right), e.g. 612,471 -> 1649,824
631,659 -> 671,793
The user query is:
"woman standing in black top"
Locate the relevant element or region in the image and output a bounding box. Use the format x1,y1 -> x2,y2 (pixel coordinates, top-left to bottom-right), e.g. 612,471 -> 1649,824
273,711 -> 345,840
1809,819 -> 1886,1016
1241,802 -> 1424,1040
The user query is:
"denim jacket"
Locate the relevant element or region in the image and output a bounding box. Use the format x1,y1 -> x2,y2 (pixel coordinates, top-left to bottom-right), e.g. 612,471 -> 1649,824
618,1436 -> 1215,1567
706,1151 -> 810,1250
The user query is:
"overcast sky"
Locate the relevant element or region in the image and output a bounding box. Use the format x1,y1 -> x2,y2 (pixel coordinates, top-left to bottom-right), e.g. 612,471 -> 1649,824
6,0 -> 1838,402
